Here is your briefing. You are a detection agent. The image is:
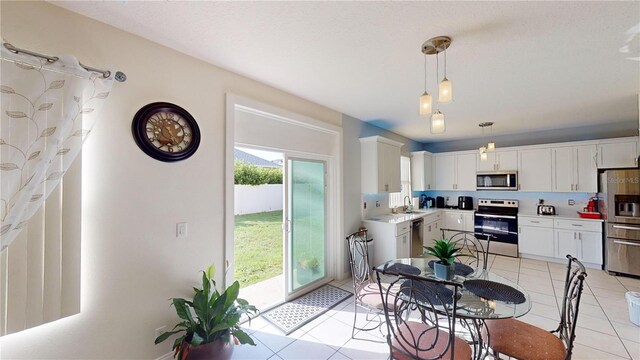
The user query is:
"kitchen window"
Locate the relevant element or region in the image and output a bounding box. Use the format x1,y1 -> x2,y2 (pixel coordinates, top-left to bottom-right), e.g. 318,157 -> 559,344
389,156 -> 412,208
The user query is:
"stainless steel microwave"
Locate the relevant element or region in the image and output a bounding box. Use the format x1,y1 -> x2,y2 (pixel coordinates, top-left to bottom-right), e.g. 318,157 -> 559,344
476,171 -> 518,191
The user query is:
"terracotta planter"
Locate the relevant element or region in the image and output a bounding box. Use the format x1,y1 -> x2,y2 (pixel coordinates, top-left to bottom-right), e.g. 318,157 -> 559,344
185,337 -> 234,360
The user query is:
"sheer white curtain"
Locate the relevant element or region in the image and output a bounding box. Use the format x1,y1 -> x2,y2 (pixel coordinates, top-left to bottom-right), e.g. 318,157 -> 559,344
389,156 -> 412,208
0,44 -> 114,250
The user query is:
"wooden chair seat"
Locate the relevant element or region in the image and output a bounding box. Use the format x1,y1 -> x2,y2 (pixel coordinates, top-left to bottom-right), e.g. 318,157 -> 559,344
392,321 -> 472,360
484,318 -> 566,360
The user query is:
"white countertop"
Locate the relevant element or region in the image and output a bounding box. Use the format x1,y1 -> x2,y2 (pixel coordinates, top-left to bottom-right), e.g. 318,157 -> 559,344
363,208 -> 474,224
518,213 -> 604,222
364,208 -> 603,224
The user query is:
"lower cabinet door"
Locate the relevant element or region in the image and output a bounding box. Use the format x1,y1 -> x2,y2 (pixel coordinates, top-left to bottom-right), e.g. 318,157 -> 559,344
555,230 -> 579,259
396,232 -> 410,259
519,226 -> 554,257
578,231 -> 603,265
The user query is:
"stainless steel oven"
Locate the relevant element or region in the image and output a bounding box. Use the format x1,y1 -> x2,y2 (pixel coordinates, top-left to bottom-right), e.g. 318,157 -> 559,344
474,199 -> 519,257
601,169 -> 640,276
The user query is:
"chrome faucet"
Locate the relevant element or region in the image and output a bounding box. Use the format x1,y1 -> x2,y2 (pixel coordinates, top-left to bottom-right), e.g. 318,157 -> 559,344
403,196 -> 411,212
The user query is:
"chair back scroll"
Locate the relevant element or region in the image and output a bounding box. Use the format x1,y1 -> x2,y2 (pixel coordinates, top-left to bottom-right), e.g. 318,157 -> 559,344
346,230 -> 373,296
554,254 -> 587,359
375,268 -> 463,360
439,229 -> 495,270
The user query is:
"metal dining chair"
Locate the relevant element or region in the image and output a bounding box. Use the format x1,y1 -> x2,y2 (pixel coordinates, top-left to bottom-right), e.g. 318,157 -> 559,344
483,254 -> 587,360
439,229 -> 494,270
345,229 -> 388,341
374,268 -> 472,360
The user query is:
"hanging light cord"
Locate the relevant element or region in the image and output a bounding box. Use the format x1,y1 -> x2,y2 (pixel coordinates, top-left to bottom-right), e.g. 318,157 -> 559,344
424,54 -> 427,92
444,45 -> 447,78
435,51 -> 440,107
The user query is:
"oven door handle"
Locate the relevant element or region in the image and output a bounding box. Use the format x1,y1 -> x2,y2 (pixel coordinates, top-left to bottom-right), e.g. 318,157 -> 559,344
475,213 -> 517,220
613,225 -> 640,231
613,240 -> 640,247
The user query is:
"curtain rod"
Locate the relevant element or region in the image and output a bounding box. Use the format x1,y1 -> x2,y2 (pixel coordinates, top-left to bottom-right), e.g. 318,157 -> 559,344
3,42 -> 127,82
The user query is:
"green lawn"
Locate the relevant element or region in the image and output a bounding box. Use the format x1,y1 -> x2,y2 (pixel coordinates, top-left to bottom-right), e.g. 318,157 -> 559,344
234,210 -> 283,287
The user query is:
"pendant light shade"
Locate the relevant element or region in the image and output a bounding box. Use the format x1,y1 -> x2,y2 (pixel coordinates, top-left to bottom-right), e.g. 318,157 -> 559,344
487,141 -> 496,151
479,146 -> 488,161
431,110 -> 445,134
419,91 -> 433,115
439,77 -> 453,103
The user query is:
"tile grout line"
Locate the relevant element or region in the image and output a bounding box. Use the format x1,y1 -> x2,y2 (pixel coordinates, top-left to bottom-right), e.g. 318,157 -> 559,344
583,278 -> 634,359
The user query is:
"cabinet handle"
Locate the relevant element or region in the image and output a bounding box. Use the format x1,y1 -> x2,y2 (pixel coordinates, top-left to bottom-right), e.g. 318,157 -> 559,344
575,184 -> 578,191
574,232 -> 577,239
571,224 -> 583,227
614,240 -> 640,247
579,233 -> 582,240
530,220 -> 540,223
570,184 -> 574,191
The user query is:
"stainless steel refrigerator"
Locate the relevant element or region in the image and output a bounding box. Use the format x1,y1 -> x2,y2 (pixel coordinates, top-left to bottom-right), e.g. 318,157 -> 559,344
600,169 -> 640,276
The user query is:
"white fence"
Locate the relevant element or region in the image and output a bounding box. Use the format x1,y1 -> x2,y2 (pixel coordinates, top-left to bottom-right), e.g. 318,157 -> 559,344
234,184 -> 283,215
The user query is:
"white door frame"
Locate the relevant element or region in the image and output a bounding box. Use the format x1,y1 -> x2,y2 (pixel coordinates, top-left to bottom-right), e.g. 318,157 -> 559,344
224,93 -> 343,295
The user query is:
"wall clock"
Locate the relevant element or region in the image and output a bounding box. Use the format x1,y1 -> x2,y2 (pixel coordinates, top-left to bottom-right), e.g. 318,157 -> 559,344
131,102 -> 201,162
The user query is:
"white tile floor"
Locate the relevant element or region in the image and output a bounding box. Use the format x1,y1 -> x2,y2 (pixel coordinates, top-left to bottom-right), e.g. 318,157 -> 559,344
236,255 -> 640,360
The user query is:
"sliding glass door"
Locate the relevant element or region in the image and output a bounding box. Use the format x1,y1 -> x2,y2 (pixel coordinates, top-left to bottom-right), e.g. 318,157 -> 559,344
285,158 -> 327,297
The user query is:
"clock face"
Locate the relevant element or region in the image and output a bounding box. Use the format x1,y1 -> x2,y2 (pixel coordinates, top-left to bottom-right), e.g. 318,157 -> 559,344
132,102 -> 200,162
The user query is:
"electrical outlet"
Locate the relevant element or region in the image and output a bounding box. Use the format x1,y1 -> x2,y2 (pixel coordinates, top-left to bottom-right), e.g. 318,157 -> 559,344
363,202 -> 367,209
155,325 -> 167,339
375,201 -> 380,208
568,199 -> 575,206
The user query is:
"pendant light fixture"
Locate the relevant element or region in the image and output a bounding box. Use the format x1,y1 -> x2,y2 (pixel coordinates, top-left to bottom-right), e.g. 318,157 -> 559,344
487,122 -> 496,151
439,44 -> 453,103
420,36 -> 452,134
479,122 -> 495,160
419,52 -> 432,115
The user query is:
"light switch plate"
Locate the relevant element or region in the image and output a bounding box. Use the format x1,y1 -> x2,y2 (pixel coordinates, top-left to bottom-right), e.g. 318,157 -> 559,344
568,199 -> 575,206
177,222 -> 188,238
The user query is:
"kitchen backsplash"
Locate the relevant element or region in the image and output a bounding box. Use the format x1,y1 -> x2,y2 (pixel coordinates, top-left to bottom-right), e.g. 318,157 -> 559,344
415,190 -> 594,217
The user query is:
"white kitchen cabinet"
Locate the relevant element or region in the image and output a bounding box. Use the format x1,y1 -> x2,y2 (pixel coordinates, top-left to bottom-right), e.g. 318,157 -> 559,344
396,232 -> 410,259
435,155 -> 455,190
518,148 -> 552,191
477,150 -> 518,172
362,218 -> 412,267
552,145 -> 597,193
554,219 -> 603,266
445,212 -> 465,231
519,225 -> 555,258
456,154 -> 477,191
423,220 -> 442,248
434,153 -> 476,191
360,136 -> 403,193
410,151 -> 433,191
598,140 -> 639,169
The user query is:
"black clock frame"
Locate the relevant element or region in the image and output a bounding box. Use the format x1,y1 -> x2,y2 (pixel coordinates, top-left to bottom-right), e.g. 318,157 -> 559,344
131,102 -> 201,162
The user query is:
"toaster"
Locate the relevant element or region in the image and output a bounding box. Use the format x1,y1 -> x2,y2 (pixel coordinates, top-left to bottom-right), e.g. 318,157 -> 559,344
537,204 -> 556,216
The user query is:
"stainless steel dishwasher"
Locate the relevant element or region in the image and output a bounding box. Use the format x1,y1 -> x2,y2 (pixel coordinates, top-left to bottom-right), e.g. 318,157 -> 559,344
411,218 -> 424,257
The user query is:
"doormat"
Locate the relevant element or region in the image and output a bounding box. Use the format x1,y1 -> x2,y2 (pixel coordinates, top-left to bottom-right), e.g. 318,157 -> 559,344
261,284 -> 352,335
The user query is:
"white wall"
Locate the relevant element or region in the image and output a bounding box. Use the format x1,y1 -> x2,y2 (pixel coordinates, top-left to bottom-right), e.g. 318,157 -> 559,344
234,184 -> 283,215
0,2 -> 341,359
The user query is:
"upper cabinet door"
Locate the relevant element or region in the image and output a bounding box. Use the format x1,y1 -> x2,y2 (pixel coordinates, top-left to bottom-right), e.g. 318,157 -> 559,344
456,153 -> 477,191
553,147 -> 574,192
518,148 -> 552,191
575,145 -> 598,193
598,141 -> 638,169
410,151 -> 433,191
360,136 -> 403,194
382,142 -> 402,193
477,152 -> 497,172
435,155 -> 455,190
496,150 -> 518,171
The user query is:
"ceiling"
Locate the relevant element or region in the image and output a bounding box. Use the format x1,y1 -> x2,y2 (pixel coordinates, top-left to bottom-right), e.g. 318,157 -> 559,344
51,1 -> 640,143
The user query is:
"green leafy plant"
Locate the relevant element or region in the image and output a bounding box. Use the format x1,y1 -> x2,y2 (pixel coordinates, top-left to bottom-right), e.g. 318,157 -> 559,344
423,238 -> 463,265
154,264 -> 258,359
234,160 -> 282,185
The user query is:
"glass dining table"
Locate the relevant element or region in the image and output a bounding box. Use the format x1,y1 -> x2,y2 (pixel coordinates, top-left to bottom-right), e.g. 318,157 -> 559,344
374,257 -> 532,359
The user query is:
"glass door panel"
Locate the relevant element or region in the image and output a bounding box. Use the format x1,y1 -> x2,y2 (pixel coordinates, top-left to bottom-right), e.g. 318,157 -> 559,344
287,158 -> 326,294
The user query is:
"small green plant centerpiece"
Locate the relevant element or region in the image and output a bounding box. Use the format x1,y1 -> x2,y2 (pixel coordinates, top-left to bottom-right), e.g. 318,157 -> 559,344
154,264 -> 258,360
423,238 -> 463,280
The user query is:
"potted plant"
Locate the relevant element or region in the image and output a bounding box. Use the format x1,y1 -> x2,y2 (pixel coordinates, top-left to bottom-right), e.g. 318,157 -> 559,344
423,238 -> 463,280
154,264 -> 258,360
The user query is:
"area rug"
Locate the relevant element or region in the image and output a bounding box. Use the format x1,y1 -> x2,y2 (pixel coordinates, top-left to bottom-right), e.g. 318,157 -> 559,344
261,284 -> 352,334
